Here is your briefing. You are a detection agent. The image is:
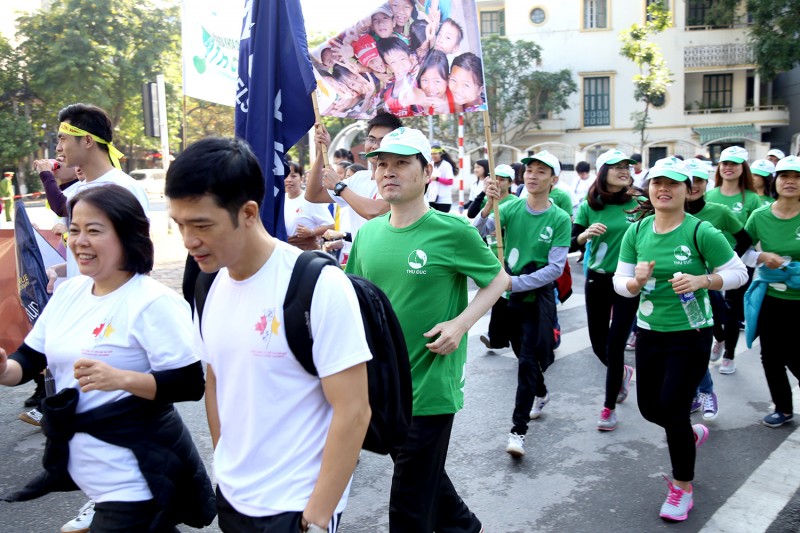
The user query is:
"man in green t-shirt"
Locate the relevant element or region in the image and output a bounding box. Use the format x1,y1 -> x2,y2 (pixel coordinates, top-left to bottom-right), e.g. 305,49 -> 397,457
346,127 -> 507,533
0,172 -> 14,222
474,151 -> 572,458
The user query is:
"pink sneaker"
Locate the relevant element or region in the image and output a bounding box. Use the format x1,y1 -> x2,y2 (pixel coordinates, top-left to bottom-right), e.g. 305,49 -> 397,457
617,365 -> 634,404
659,477 -> 694,521
693,423 -> 709,448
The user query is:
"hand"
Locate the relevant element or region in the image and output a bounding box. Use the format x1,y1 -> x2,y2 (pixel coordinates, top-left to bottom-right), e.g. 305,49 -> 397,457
323,239 -> 344,252
669,272 -> 706,295
294,225 -> 314,240
74,358 -> 124,393
582,223 -> 607,241
52,222 -> 67,236
46,267 -> 59,294
322,169 -> 342,190
323,229 -> 344,241
314,123 -> 331,149
423,318 -> 467,355
759,252 -> 787,269
634,261 -> 655,290
33,159 -> 54,173
483,179 -> 500,201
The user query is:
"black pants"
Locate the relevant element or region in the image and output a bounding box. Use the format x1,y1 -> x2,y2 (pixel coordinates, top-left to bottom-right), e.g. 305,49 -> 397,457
585,270 -> 639,409
91,500 -> 178,533
429,202 -> 451,213
509,298 -> 555,435
486,297 -> 512,349
636,327 -> 712,482
217,487 -> 341,532
759,295 -> 800,414
389,414 -> 481,533
721,267 -> 753,359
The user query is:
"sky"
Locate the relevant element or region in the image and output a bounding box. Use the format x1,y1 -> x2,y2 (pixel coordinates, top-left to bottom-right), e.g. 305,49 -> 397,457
299,0 -> 383,34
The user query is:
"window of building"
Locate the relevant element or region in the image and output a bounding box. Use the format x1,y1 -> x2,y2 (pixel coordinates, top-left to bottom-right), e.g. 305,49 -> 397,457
584,0 -> 608,29
530,7 -> 546,25
584,76 -> 611,126
702,74 -> 733,109
480,10 -> 505,37
686,0 -> 735,28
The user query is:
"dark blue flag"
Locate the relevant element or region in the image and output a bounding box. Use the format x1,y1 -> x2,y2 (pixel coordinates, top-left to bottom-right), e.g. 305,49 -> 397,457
235,0 -> 317,241
14,201 -> 51,324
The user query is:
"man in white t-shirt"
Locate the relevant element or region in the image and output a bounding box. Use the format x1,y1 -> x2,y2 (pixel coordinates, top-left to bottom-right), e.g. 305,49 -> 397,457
167,137 -> 371,533
305,111 -> 401,263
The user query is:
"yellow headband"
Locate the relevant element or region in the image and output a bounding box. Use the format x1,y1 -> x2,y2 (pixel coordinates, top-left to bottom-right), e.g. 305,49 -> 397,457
59,122 -> 124,170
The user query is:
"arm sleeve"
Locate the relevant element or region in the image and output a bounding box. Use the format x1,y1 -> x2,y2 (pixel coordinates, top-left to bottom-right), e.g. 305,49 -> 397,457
511,247 -> 568,292
152,361 -> 205,403
39,172 -> 69,217
741,247 -> 761,268
467,192 -> 486,218
472,211 -> 495,236
613,261 -> 639,298
570,223 -> 587,253
436,161 -> 454,186
8,343 -> 47,385
713,255 -> 748,291
732,228 -> 753,258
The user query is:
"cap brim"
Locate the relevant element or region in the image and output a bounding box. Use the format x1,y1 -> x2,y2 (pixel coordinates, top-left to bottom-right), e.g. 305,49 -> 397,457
366,145 -> 421,158
602,157 -> 637,166
751,169 -> 772,177
689,171 -> 709,180
649,169 -> 691,182
776,165 -> 800,174
719,156 -> 745,164
495,173 -> 513,179
520,156 -> 556,171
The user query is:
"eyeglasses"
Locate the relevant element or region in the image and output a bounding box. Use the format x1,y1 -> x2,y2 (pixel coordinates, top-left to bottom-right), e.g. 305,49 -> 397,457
610,164 -> 632,171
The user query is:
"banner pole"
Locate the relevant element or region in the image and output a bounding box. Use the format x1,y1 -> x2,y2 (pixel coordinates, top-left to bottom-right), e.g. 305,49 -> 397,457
458,113 -> 464,214
482,110 -> 504,264
310,91 -> 329,168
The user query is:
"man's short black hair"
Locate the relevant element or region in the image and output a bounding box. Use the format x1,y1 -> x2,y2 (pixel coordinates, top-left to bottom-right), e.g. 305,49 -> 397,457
367,109 -> 403,136
576,161 -> 590,173
69,185 -> 153,274
165,137 -> 265,227
630,153 -> 643,164
58,103 -> 114,155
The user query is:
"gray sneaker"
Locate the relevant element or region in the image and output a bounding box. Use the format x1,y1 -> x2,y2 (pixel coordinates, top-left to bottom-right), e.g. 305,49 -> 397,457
597,407 -> 617,431
719,358 -> 736,374
710,340 -> 724,362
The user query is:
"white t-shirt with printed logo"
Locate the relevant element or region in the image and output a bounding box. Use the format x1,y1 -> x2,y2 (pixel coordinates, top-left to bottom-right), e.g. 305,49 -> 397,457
196,241 -> 372,517
24,274 -> 198,502
326,170 -> 381,258
283,194 -> 333,237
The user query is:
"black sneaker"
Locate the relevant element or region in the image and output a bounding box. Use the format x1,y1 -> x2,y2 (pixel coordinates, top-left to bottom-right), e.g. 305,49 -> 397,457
24,384 -> 46,407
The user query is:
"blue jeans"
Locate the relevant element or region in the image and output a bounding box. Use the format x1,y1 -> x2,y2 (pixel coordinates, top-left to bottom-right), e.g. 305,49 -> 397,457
697,369 -> 714,395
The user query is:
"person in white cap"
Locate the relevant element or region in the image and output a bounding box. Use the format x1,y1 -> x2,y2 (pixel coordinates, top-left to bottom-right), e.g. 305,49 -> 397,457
571,149 -> 640,431
346,127 -> 506,533
613,157 -> 747,522
473,150 -> 571,458
750,158 -> 776,206
742,155 -> 800,429
766,148 -> 785,165
517,151 -> 573,218
705,145 -> 760,375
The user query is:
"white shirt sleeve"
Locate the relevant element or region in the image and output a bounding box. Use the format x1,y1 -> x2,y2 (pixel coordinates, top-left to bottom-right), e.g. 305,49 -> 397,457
613,261 -> 640,298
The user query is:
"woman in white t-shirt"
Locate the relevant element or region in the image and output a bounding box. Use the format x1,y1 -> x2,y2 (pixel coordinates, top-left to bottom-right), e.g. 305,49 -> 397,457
0,185 -> 213,531
465,159 -> 489,210
427,141 -> 458,212
284,162 -> 334,251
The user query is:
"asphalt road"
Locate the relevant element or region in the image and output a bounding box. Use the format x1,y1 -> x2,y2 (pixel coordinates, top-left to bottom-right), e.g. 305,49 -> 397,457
1,203 -> 799,532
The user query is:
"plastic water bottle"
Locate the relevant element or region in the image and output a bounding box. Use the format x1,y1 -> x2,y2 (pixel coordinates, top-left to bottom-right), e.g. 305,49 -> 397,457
674,272 -> 707,328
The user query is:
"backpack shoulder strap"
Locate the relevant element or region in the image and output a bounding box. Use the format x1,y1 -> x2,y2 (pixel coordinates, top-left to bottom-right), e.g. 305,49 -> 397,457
284,250 -> 338,376
692,219 -> 709,273
194,271 -> 218,340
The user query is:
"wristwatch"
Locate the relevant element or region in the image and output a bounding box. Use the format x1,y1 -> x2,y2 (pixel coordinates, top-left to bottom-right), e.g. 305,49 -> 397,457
333,181 -> 348,196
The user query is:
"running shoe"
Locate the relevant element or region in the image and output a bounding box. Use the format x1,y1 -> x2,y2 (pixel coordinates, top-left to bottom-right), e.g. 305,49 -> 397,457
597,407 -> 617,431
18,408 -> 43,427
719,358 -> 736,375
61,500 -> 95,533
529,392 -> 550,419
702,392 -> 719,420
23,382 -> 46,407
762,412 -> 794,428
625,332 -> 637,351
691,394 -> 703,413
478,334 -> 492,350
710,340 -> 724,362
659,477 -> 693,522
693,423 -> 709,448
617,365 -> 634,404
506,432 -> 525,457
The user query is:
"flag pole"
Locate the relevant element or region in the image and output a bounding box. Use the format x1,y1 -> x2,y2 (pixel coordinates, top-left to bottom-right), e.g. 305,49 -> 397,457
482,110 -> 504,264
310,91 -> 329,168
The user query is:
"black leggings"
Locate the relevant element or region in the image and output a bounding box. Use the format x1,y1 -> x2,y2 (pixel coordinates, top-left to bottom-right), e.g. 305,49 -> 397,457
585,270 -> 639,409
759,295 -> 800,414
720,267 -> 753,359
636,327 -> 712,482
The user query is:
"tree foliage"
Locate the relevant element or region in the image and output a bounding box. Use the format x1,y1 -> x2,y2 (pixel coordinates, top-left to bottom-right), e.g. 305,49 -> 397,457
619,1 -> 674,152
747,0 -> 800,81
477,35 -> 576,151
0,34 -> 36,176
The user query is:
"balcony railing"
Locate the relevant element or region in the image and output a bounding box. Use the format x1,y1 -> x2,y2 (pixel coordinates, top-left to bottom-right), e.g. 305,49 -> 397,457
685,105 -> 787,115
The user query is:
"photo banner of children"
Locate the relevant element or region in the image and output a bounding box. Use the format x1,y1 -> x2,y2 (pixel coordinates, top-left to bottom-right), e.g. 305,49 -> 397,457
309,0 -> 486,119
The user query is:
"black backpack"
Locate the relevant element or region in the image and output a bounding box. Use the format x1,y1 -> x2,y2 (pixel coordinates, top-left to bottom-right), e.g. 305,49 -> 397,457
195,250 -> 412,456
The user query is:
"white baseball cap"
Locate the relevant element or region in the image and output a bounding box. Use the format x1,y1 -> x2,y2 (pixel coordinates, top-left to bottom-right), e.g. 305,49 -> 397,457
767,148 -> 786,160
648,156 -> 692,183
684,158 -> 710,180
494,164 -> 514,179
750,159 -> 776,178
719,146 -> 748,164
521,150 -> 561,177
596,149 -> 637,170
775,155 -> 800,174
365,127 -> 432,164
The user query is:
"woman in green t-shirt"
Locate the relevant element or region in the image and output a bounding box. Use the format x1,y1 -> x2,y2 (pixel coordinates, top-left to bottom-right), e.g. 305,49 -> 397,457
743,155 -> 800,429
750,158 -> 776,207
614,157 -> 748,522
705,146 -> 761,375
571,149 -> 640,432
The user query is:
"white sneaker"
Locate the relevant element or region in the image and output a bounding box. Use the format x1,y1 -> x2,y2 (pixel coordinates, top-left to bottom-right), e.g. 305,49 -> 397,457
506,432 -> 525,457
61,500 -> 95,533
719,358 -> 736,375
529,392 -> 550,419
710,340 -> 724,362
18,408 -> 43,427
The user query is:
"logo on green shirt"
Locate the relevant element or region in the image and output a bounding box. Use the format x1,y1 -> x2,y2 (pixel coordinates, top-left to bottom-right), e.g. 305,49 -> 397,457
539,226 -> 554,243
732,202 -> 743,212
407,249 -> 428,274
673,245 -> 692,262
796,225 -> 800,240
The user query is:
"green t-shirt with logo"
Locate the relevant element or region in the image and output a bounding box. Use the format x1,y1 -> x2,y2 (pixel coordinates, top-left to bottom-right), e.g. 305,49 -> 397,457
758,194 -> 775,207
618,214 -> 735,332
346,209 -> 502,415
575,199 -> 639,274
549,187 -> 573,216
694,201 -> 743,250
480,193 -> 521,255
745,204 -> 800,301
705,187 -> 761,226
499,199 -> 571,301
